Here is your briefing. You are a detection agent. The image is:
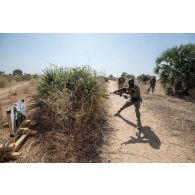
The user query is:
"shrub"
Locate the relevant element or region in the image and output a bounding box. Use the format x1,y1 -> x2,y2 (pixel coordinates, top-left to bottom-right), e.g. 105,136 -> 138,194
30,65 -> 109,162
137,74 -> 152,84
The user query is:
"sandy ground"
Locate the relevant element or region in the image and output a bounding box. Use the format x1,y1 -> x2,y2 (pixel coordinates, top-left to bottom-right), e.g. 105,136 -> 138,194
101,81 -> 195,163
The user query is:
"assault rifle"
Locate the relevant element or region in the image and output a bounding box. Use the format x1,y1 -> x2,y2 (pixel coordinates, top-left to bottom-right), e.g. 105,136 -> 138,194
110,87 -> 142,102
110,87 -> 135,97
110,87 -> 128,96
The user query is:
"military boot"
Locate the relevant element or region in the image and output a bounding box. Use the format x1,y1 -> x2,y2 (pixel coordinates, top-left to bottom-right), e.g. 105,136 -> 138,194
136,118 -> 142,130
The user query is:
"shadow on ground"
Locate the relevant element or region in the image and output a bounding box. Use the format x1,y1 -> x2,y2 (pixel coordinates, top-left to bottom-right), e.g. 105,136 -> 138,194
117,114 -> 137,128
118,114 -> 161,149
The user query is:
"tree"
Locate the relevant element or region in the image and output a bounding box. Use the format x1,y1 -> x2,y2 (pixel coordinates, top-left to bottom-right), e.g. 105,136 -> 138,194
154,43 -> 195,94
13,69 -> 23,75
137,74 -> 151,84
108,74 -> 116,80
126,74 -> 135,80
121,72 -> 127,77
121,72 -> 135,80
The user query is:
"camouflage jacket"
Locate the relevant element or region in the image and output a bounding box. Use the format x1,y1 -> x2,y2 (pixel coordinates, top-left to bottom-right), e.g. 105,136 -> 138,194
126,84 -> 141,100
149,78 -> 156,86
118,77 -> 125,84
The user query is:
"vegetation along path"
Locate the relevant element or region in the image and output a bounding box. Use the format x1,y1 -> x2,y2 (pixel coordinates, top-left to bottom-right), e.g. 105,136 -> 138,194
102,81 -> 195,162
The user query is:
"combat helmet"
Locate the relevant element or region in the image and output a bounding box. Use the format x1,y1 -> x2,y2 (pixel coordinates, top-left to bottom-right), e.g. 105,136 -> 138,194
128,78 -> 134,87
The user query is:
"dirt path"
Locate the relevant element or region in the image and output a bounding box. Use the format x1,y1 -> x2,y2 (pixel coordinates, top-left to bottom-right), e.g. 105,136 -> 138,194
102,81 -> 195,162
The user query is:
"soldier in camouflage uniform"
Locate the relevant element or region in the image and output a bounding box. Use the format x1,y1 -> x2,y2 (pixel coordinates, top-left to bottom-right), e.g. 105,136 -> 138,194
114,78 -> 142,129
118,75 -> 125,89
147,76 -> 156,94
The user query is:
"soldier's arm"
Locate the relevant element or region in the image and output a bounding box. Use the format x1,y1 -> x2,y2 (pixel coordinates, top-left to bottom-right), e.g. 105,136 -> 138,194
126,87 -> 135,95
112,87 -> 127,95
121,94 -> 130,99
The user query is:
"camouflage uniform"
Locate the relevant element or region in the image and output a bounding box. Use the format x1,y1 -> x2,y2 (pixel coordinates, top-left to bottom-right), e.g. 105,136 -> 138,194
118,76 -> 125,89
116,84 -> 142,129
147,77 -> 156,94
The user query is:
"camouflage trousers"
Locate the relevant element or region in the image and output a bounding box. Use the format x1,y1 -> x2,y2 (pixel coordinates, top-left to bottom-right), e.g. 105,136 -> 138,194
118,99 -> 141,126
147,85 -> 155,93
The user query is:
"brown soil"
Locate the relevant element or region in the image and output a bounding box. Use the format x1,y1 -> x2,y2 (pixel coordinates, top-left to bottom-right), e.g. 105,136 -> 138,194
101,81 -> 195,162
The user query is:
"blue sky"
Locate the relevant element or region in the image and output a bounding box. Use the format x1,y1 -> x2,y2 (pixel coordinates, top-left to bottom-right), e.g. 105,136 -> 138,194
0,33 -> 195,77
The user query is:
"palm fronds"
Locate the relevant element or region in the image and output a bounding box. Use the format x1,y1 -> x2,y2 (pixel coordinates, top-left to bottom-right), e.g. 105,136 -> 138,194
154,43 -> 195,94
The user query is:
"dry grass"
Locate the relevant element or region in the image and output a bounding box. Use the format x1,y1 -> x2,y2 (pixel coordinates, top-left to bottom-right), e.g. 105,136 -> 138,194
12,89 -> 18,96
17,66 -> 112,163
18,108 -> 112,163
0,78 -> 6,88
141,83 -> 195,147
0,76 -> 17,88
18,87 -> 111,163
0,75 -> 34,90
0,103 -> 10,154
0,103 -> 3,129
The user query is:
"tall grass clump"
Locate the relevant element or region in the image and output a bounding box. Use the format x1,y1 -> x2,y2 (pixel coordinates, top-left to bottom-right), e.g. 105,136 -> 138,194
0,75 -> 18,88
0,76 -> 6,88
29,65 -> 109,162
0,104 -> 3,129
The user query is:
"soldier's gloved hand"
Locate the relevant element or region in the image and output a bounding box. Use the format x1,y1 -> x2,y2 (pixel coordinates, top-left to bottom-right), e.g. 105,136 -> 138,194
140,98 -> 143,103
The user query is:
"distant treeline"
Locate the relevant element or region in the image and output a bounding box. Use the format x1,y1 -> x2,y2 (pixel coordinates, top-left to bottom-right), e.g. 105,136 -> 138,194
0,69 -> 39,88
106,73 -> 153,83
0,69 -> 39,78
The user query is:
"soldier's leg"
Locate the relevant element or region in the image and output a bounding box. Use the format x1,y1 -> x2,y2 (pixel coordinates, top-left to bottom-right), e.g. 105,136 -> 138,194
116,99 -> 133,114
147,85 -> 151,94
133,100 -> 142,129
152,86 -> 154,93
152,85 -> 155,93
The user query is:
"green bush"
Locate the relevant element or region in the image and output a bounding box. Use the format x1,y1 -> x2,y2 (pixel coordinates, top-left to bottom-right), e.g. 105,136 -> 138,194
30,65 -> 109,162
32,65 -> 107,109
